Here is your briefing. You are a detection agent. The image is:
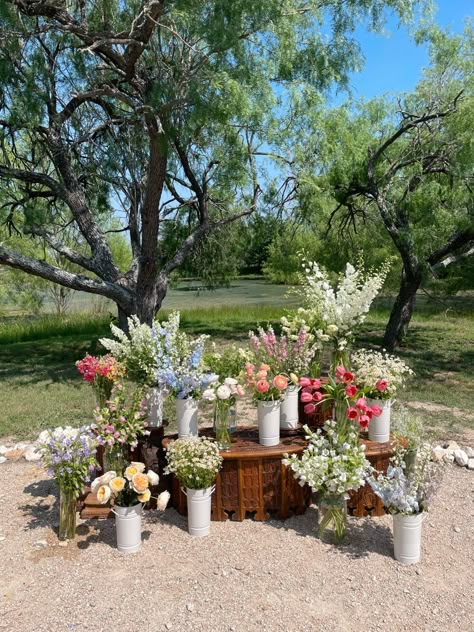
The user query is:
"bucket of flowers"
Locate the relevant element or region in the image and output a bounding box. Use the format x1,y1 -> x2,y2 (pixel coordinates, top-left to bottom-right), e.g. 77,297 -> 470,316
244,362 -> 288,446
94,462 -> 170,553
351,348 -> 414,442
202,379 -> 245,450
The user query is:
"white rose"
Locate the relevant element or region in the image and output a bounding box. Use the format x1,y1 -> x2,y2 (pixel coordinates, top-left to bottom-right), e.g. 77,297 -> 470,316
147,470 -> 160,486
96,485 -> 111,504
130,461 -> 146,473
224,377 -> 238,386
157,490 -> 170,511
202,388 -> 216,401
91,471 -> 117,492
216,384 -> 231,400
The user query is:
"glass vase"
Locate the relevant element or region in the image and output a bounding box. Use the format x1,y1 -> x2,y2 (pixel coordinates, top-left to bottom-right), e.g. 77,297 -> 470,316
59,487 -> 77,541
308,349 -> 323,379
318,494 -> 347,544
214,399 -> 232,451
94,377 -> 113,409
333,399 -> 354,443
103,442 -> 127,473
329,346 -> 352,374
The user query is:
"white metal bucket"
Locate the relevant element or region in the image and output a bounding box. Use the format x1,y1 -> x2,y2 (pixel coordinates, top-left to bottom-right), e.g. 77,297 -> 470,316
183,486 -> 214,537
257,400 -> 281,446
280,386 -> 299,430
367,398 -> 392,442
147,386 -> 164,428
176,398 -> 199,438
113,503 -> 143,554
393,512 -> 423,565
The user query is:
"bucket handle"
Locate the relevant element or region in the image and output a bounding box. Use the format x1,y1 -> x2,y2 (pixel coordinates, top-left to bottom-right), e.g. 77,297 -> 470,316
181,485 -> 216,497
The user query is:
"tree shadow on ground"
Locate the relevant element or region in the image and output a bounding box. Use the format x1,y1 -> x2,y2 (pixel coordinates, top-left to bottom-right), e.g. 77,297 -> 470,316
21,479 -> 59,531
76,521 -> 152,550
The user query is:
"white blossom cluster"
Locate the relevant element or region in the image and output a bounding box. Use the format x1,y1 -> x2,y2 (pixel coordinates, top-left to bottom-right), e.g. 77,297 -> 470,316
283,421 -> 371,496
165,437 -> 223,490
295,260 -> 391,349
351,348 -> 415,399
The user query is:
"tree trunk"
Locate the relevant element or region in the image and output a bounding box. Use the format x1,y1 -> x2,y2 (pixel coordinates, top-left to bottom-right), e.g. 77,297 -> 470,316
383,267 -> 422,350
117,305 -> 131,333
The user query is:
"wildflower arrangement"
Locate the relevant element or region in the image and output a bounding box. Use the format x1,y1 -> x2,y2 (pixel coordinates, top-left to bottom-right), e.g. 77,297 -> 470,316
294,259 -> 391,351
279,315 -> 326,376
248,324 -> 320,376
368,444 -> 443,515
38,426 -> 98,496
351,348 -> 414,400
165,437 -> 223,490
299,365 -> 382,436
93,462 -> 171,509
390,405 -> 425,452
100,315 -> 160,386
283,421 -> 372,497
244,362 -> 290,401
203,343 -> 252,381
91,384 -> 148,449
76,353 -> 125,406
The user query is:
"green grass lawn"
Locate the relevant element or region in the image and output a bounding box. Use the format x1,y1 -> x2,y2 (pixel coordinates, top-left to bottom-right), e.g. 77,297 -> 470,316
0,291 -> 473,441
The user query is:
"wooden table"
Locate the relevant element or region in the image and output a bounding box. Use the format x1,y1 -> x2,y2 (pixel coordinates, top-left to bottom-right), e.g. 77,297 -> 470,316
163,427 -> 311,521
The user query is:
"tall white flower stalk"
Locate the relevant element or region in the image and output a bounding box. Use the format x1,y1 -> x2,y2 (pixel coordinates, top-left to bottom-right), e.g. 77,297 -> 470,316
295,259 -> 391,351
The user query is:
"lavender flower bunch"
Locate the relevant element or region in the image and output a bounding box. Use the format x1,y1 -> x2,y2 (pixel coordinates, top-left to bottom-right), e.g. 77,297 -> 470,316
38,426 -> 99,496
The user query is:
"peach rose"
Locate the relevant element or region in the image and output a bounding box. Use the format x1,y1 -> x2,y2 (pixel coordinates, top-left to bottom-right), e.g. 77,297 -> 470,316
96,485 -> 111,504
124,465 -> 139,481
91,471 -> 116,493
138,489 -> 151,503
132,473 -> 149,494
109,477 -> 126,494
130,461 -> 146,473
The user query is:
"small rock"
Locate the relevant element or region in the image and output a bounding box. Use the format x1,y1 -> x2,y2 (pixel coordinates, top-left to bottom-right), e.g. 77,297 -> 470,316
444,441 -> 460,453
165,624 -> 172,631
415,568 -> 422,575
58,541 -> 68,547
432,446 -> 446,462
465,447 -> 474,458
5,449 -> 25,461
468,458 -> 474,471
24,448 -> 42,462
453,526 -> 461,533
0,457 -> 6,465
443,452 -> 455,464
0,536 -> 5,542
454,450 -> 468,467
186,603 -> 194,613
0,446 -> 8,455
33,540 -> 48,549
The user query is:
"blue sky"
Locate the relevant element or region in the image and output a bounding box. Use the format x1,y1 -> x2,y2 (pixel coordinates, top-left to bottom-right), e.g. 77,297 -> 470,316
342,0 -> 471,100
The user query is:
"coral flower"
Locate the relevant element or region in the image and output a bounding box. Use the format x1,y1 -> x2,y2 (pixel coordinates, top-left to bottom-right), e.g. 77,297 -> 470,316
96,485 -> 111,505
109,477 -> 126,494
256,370 -> 268,380
346,407 -> 359,420
301,391 -> 313,403
299,377 -> 311,387
312,391 -> 323,402
345,384 -> 358,398
310,379 -> 321,389
370,404 -> 383,417
132,473 -> 149,494
260,364 -> 271,371
304,403 -> 316,414
256,379 -> 270,393
343,371 -> 354,384
376,379 -> 388,392
273,375 -> 288,390
138,489 -> 151,503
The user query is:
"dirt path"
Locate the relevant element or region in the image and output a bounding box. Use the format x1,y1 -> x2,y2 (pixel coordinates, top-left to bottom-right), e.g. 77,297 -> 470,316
0,461 -> 472,632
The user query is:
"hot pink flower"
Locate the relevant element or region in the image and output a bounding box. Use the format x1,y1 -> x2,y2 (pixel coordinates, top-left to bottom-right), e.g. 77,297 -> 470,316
310,378 -> 322,389
256,379 -> 270,393
301,391 -> 313,403
312,391 -> 323,402
299,377 -> 311,387
304,403 -> 316,414
345,384 -> 358,398
302,386 -> 313,395
366,408 -> 374,420
370,404 -> 383,417
376,379 -> 388,392
335,365 -> 345,380
273,375 -> 288,390
355,397 -> 367,411
358,415 -> 370,429
343,371 -> 354,384
346,407 -> 358,420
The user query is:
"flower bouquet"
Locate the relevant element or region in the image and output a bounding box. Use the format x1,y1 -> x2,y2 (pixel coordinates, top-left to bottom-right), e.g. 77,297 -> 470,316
94,462 -> 170,553
91,384 -> 149,472
76,353 -> 125,407
284,421 -> 371,543
352,348 -> 414,442
38,426 -> 98,540
165,437 -> 223,537
244,363 -> 288,446
202,379 -> 245,450
368,445 -> 443,564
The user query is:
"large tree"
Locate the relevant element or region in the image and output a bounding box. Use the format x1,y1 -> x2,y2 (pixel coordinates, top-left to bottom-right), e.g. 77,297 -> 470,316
0,0 -> 421,325
294,26 -> 474,349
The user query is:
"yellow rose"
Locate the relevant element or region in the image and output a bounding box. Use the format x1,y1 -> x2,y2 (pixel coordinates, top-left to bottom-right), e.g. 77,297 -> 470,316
124,465 -> 139,481
132,472 -> 149,494
130,461 -> 146,473
137,489 -> 151,503
96,485 -> 111,504
109,477 -> 126,494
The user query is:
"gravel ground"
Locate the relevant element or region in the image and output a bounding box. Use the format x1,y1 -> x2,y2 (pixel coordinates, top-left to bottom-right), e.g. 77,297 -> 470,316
0,460 -> 473,632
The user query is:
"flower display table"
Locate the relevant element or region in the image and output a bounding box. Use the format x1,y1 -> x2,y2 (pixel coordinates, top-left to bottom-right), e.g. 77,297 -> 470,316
163,428 -> 312,521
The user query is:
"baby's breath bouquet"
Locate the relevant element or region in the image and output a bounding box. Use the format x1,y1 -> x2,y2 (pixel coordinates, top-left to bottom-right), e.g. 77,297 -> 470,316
165,437 -> 223,490
351,348 -> 414,400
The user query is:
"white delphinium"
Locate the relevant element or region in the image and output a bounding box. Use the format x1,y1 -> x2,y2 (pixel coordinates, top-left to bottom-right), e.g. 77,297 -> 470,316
352,348 -> 414,399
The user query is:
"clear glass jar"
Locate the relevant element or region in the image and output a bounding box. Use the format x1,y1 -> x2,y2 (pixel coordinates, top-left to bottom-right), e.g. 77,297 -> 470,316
103,442 -> 127,473
59,487 -> 77,541
214,399 -> 232,451
318,494 -> 347,544
329,346 -> 352,374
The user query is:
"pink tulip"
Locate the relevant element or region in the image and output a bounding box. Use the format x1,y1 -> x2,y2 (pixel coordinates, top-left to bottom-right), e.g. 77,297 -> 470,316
355,397 -> 367,411
301,391 -> 313,403
346,407 -> 358,420
343,371 -> 355,384
335,365 -> 345,380
376,379 -> 388,392
310,378 -> 322,389
299,377 -> 311,387
345,384 -> 358,398
370,404 -> 383,417
312,391 -> 323,402
304,403 -> 316,414
358,414 -> 370,429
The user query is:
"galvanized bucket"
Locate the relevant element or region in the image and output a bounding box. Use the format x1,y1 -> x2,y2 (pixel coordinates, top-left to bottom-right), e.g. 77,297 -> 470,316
257,400 -> 281,446
176,398 -> 199,438
393,512 -> 424,565
113,503 -> 143,554
183,486 -> 215,537
367,398 -> 392,442
280,385 -> 299,430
